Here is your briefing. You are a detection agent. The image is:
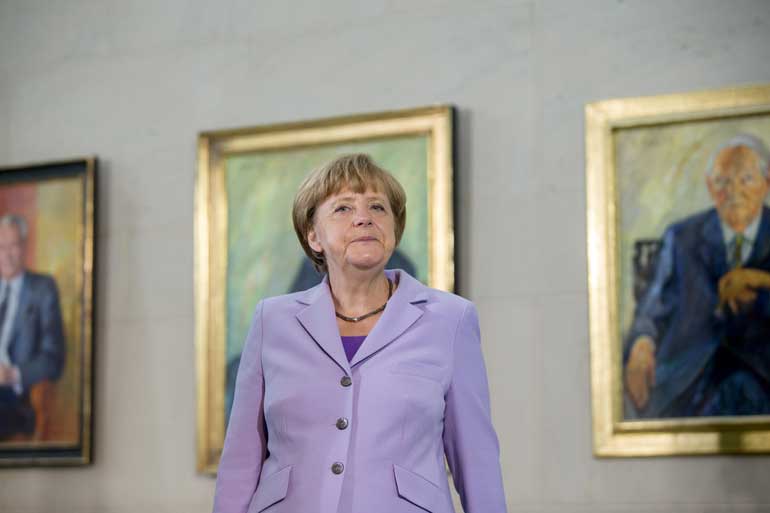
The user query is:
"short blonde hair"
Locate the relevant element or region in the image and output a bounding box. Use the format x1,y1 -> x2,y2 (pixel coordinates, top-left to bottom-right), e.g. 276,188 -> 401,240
292,154 -> 407,274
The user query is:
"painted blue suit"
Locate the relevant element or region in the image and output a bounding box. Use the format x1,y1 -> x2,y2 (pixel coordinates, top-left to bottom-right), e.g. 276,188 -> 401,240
626,207 -> 770,418
0,272 -> 66,437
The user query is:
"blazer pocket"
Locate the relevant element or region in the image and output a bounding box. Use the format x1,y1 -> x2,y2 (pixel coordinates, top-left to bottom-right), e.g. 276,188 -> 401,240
390,362 -> 445,385
248,465 -> 292,513
393,464 -> 440,513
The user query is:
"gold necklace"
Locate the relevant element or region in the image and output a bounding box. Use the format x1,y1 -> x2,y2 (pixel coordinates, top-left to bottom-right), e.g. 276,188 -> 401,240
335,279 -> 393,322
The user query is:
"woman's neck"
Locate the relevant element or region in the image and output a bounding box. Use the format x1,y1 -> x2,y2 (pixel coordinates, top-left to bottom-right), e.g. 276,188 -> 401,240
328,269 -> 390,317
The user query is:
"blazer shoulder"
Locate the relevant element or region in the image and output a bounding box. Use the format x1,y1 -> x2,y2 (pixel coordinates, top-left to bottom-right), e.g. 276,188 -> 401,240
667,208 -> 716,235
394,268 -> 471,311
420,286 -> 475,321
259,289 -> 312,317
658,208 -> 720,253
426,287 -> 471,306
23,271 -> 58,292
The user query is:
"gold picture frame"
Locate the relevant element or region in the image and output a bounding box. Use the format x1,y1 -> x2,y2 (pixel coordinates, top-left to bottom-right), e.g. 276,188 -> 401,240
0,157 -> 95,466
195,106 -> 454,473
587,83 -> 770,457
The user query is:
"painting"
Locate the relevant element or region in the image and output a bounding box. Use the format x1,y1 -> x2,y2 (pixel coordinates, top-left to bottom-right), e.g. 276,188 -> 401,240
0,157 -> 95,466
195,106 -> 454,472
587,84 -> 770,456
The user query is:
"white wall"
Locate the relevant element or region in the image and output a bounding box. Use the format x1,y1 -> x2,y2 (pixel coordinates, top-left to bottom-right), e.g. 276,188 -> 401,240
1,1 -> 770,511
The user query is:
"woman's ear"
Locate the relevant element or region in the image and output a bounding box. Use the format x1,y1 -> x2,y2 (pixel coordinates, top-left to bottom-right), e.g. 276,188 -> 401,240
307,229 -> 322,253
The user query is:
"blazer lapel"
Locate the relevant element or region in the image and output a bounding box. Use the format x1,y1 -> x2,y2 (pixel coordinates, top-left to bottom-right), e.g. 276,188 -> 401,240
747,206 -> 770,265
296,278 -> 351,375
8,274 -> 29,358
349,269 -> 427,367
699,209 -> 728,280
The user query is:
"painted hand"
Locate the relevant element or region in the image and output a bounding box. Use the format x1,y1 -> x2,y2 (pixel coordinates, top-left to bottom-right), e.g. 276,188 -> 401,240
625,336 -> 656,410
718,268 -> 770,314
0,363 -> 15,385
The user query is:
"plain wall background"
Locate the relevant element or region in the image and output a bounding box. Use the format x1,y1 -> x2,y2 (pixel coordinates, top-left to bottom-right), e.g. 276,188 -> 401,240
1,1 -> 770,511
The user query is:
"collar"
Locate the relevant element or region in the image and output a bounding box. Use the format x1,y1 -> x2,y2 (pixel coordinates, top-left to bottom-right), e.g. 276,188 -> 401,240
295,268 -> 429,372
1,272 -> 25,296
720,213 -> 761,245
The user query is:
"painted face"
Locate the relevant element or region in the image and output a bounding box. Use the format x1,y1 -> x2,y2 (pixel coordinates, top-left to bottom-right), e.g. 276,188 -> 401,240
307,188 -> 397,275
707,145 -> 770,232
0,224 -> 25,280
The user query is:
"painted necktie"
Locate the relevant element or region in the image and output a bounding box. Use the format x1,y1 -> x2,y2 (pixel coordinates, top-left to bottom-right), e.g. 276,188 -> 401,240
731,233 -> 745,269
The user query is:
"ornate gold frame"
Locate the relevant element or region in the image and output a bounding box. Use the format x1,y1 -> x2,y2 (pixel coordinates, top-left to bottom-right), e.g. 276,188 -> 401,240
0,156 -> 95,466
195,106 -> 454,473
587,84 -> 770,457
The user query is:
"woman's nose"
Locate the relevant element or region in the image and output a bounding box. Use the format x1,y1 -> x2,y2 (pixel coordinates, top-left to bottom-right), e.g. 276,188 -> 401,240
353,210 -> 373,226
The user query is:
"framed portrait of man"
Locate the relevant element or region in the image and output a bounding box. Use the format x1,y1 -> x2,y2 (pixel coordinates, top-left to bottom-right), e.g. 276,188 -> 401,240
195,106 -> 454,473
587,84 -> 770,457
0,157 -> 95,466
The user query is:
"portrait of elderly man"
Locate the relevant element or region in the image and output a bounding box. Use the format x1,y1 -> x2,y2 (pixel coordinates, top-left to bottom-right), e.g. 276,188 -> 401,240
0,214 -> 65,439
625,133 -> 770,418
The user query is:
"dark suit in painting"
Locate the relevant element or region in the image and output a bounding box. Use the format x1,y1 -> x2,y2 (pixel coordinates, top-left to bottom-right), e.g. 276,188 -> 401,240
0,272 -> 66,438
626,206 -> 770,418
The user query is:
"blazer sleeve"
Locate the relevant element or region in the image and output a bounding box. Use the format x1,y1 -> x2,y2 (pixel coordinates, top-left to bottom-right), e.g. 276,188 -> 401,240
213,300 -> 268,513
624,227 -> 678,361
442,302 -> 507,513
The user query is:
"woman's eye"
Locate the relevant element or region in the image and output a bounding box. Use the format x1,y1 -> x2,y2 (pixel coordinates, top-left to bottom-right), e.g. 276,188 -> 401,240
334,205 -> 350,213
371,203 -> 385,211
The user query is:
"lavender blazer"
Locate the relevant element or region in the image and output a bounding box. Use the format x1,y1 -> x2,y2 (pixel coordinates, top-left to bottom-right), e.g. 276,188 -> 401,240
213,269 -> 507,513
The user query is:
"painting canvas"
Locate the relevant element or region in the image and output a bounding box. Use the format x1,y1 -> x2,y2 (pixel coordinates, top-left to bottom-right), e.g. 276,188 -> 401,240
587,84 -> 770,456
616,116 -> 770,421
196,107 -> 454,472
0,158 -> 95,465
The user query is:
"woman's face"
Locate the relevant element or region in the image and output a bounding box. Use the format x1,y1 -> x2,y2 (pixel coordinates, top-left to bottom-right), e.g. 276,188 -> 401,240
307,187 -> 396,275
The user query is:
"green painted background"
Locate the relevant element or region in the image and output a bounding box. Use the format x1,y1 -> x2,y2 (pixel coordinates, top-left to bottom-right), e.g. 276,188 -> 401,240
615,113 -> 770,338
225,136 -> 429,363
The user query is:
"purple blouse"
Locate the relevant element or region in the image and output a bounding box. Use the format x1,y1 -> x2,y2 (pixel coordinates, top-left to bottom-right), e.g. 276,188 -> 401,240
341,335 -> 366,362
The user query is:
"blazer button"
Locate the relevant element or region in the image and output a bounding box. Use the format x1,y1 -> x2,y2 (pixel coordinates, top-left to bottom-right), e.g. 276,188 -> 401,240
331,462 -> 344,474
336,417 -> 349,430
340,376 -> 352,387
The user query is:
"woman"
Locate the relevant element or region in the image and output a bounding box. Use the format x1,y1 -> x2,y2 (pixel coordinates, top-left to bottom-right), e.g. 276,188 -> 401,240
213,154 -> 507,513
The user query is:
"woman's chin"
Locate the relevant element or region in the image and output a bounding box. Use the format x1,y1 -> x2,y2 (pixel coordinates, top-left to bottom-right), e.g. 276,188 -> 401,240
348,261 -> 385,272
345,253 -> 389,271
